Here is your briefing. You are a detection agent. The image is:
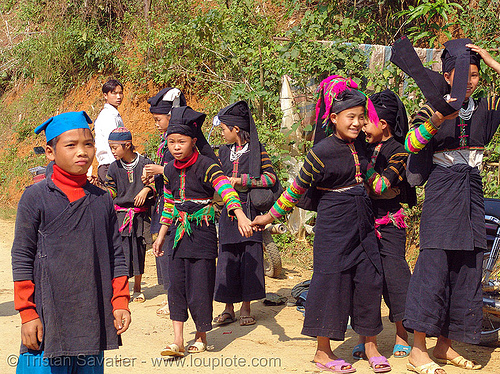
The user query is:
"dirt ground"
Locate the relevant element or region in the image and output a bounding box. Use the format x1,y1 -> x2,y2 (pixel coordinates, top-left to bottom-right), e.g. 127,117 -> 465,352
1,218 -> 499,374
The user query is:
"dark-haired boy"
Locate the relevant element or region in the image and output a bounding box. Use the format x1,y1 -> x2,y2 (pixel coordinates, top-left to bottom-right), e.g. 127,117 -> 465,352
12,111 -> 131,373
95,79 -> 124,184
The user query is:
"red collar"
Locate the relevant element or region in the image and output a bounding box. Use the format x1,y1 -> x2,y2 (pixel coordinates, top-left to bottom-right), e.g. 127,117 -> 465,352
51,164 -> 87,202
174,149 -> 199,170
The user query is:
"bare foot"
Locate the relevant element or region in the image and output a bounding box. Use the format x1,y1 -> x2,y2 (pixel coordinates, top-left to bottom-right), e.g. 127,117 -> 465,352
432,339 -> 460,361
365,337 -> 390,371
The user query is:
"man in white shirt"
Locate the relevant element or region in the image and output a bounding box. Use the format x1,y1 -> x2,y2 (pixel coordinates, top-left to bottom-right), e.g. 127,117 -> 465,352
94,79 -> 124,184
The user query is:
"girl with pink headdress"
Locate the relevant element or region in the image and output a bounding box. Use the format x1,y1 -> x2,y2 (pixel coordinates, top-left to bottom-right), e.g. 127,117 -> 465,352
252,76 -> 390,373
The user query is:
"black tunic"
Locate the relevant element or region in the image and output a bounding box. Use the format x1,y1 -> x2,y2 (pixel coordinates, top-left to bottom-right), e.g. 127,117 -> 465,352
410,97 -> 500,250
163,155 -> 236,259
11,165 -> 128,358
218,142 -> 276,244
106,155 -> 154,276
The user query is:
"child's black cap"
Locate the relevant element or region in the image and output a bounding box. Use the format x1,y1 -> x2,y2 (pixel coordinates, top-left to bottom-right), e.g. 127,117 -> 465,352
148,87 -> 186,114
369,89 -> 408,144
441,38 -> 481,73
108,126 -> 132,143
216,100 -> 261,177
217,101 -> 251,132
167,106 -> 206,138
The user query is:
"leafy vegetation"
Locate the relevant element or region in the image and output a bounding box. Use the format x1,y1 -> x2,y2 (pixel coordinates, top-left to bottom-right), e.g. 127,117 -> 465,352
0,0 -> 500,214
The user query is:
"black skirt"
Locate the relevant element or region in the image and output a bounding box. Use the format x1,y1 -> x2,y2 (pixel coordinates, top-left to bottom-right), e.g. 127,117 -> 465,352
420,164 -> 486,251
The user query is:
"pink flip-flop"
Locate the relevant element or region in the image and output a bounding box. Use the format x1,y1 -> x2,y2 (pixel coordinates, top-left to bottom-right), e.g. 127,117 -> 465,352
316,359 -> 356,373
368,356 -> 391,373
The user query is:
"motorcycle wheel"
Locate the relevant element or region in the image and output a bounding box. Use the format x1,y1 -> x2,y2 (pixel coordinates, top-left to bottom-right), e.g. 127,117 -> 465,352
262,230 -> 282,278
481,311 -> 500,346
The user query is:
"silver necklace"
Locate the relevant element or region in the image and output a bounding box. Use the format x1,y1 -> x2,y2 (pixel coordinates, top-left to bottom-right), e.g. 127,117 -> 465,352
444,95 -> 475,121
120,152 -> 140,183
459,98 -> 475,121
230,143 -> 249,162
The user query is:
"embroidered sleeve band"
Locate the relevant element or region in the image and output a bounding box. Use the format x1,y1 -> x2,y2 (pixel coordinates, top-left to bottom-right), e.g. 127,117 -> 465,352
269,149 -> 324,219
160,175 -> 174,226
405,118 -> 438,153
212,175 -> 242,213
241,171 -> 277,188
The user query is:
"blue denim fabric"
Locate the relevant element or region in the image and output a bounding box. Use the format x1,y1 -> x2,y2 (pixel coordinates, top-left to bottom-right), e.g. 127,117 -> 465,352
17,352 -> 104,374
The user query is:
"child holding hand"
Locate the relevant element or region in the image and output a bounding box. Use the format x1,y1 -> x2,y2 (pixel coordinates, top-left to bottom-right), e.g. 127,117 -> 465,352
153,106 -> 253,357
213,101 -> 278,327
252,76 -> 388,373
352,89 -> 415,362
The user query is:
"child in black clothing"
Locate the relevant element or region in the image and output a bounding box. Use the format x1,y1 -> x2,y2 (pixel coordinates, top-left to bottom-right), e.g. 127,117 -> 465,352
152,106 -> 253,356
213,101 -> 278,326
105,126 -> 156,303
352,89 -> 415,361
12,111 -> 131,373
252,76 -> 388,373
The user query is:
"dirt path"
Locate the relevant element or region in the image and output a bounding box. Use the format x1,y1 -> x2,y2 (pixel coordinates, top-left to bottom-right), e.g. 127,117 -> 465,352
0,218 -> 499,373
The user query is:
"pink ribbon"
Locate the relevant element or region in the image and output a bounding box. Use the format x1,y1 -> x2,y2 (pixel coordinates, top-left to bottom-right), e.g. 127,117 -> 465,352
374,208 -> 407,239
114,205 -> 148,233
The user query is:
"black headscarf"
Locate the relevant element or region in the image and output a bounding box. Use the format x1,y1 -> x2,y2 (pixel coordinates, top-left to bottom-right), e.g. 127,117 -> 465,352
441,38 -> 481,73
331,89 -> 367,115
148,87 -> 187,114
390,36 -> 471,116
167,106 -> 206,138
217,101 -> 260,178
369,89 -> 408,144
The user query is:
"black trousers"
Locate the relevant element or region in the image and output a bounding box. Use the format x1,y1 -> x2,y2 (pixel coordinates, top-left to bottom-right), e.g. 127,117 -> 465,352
168,256 -> 216,332
403,248 -> 483,344
302,255 -> 383,340
214,242 -> 266,303
379,224 -> 411,323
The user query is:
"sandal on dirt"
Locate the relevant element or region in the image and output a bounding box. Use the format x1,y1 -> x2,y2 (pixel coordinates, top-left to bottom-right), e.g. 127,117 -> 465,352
156,303 -> 170,317
352,343 -> 365,360
368,356 -> 391,373
239,315 -> 256,326
213,312 -> 236,325
316,359 -> 356,373
131,292 -> 145,303
187,341 -> 206,353
434,356 -> 481,370
407,362 -> 444,374
392,344 -> 411,358
160,343 -> 185,357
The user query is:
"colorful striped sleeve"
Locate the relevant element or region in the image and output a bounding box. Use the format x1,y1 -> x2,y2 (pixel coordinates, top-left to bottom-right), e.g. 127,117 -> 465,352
240,147 -> 278,188
241,171 -> 277,188
365,152 -> 408,195
160,175 -> 174,226
104,173 -> 117,199
269,149 -> 324,219
206,163 -> 242,214
405,105 -> 438,154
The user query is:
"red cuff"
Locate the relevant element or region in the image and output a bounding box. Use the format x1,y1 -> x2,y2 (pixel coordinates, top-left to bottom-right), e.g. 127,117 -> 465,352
14,280 -> 39,324
111,276 -> 130,312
